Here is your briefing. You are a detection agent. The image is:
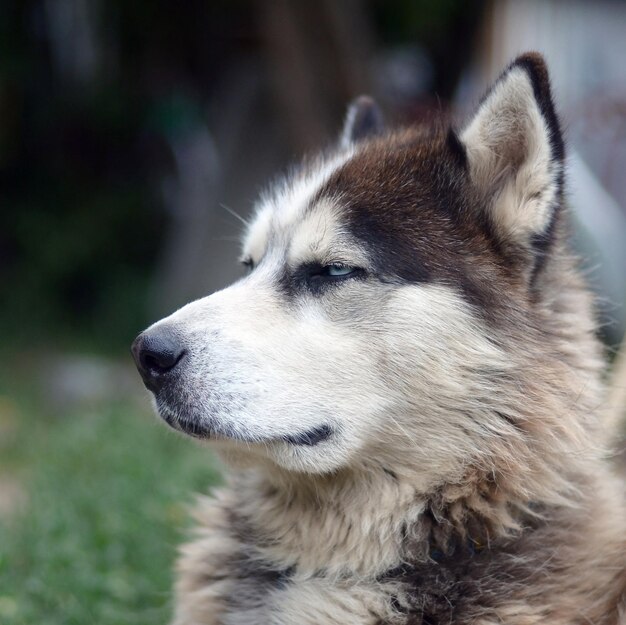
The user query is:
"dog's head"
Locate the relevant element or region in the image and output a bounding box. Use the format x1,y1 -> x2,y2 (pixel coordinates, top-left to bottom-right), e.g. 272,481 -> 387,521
132,54 -> 601,488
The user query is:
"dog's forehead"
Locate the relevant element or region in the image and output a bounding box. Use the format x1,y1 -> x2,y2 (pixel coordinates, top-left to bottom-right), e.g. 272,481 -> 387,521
242,128 -> 465,267
243,150 -> 355,263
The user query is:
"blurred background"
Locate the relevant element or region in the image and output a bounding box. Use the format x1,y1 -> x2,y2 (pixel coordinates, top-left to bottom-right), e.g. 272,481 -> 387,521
1,1 -> 625,623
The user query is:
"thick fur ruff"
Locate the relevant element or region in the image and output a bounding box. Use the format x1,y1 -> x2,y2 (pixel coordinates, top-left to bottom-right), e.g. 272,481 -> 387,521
134,53 -> 626,624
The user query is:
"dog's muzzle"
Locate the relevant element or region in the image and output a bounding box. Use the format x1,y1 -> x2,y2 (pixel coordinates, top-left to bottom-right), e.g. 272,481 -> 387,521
131,326 -> 186,392
131,325 -> 335,447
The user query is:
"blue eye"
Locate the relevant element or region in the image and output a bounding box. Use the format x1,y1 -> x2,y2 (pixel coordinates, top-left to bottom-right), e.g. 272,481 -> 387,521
297,262 -> 365,293
325,264 -> 356,277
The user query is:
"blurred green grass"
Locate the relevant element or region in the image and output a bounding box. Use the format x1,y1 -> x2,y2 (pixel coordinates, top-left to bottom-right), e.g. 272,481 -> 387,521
0,356 -> 221,625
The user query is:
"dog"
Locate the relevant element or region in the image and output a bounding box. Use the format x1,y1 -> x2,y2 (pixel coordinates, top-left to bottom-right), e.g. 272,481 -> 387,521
132,53 -> 626,624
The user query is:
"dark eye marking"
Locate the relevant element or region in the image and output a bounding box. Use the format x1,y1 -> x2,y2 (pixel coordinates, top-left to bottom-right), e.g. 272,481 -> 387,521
240,257 -> 255,272
312,263 -> 360,279
290,262 -> 366,295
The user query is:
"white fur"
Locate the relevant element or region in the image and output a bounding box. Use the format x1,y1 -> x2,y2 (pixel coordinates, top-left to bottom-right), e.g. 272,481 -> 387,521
243,149 -> 355,265
139,56 -> 625,625
461,67 -> 559,241
149,193 -> 513,481
339,101 -> 361,150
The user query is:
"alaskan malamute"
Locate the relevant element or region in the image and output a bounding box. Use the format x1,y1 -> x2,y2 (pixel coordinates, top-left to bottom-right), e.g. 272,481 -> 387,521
132,53 -> 626,624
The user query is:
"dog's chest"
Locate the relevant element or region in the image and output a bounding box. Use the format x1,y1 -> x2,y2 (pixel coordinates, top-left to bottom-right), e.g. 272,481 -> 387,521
219,569 -> 393,625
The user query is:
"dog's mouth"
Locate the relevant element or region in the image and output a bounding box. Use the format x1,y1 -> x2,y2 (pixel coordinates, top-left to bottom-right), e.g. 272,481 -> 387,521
159,404 -> 333,447
280,424 -> 333,446
166,414 -> 213,439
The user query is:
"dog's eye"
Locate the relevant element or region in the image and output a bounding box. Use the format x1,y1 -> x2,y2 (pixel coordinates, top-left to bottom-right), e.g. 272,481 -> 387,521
285,262 -> 360,294
292,262 -> 365,294
307,263 -> 363,284
324,264 -> 357,277
241,257 -> 254,272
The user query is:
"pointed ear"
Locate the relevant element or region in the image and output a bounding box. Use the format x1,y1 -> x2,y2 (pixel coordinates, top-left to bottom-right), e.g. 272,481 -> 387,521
340,96 -> 385,149
461,53 -> 564,246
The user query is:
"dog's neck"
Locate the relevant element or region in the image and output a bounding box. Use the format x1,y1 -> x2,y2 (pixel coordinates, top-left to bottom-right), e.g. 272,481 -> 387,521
227,463 -> 554,578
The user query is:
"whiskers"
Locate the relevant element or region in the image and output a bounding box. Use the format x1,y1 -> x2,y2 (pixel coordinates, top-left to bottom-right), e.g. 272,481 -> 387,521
220,203 -> 249,227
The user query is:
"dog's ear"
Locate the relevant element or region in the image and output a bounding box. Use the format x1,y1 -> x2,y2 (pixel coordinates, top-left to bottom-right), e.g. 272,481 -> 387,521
340,96 -> 385,149
461,53 -> 564,248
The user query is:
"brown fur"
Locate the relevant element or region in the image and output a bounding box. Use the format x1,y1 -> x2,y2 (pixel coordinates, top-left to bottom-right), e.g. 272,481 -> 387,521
145,54 -> 626,625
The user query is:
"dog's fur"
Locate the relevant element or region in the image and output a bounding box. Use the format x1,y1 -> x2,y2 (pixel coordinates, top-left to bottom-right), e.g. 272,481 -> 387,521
135,53 -> 626,624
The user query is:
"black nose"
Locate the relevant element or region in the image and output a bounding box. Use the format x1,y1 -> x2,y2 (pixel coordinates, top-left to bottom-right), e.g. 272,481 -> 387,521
131,327 -> 186,391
